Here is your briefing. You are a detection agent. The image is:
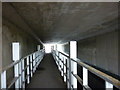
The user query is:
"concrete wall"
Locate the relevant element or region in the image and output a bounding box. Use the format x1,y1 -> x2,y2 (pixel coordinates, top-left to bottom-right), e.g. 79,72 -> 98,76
62,43 -> 70,55
0,1 -> 2,70
2,18 -> 42,82
77,30 -> 119,76
0,1 -> 2,89
118,4 -> 120,76
60,30 -> 118,77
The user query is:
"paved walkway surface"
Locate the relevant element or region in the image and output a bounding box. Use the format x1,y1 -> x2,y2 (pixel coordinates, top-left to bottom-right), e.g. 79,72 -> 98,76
27,54 -> 67,89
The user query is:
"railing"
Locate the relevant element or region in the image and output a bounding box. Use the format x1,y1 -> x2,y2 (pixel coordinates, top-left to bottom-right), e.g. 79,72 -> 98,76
52,50 -> 120,90
0,49 -> 45,89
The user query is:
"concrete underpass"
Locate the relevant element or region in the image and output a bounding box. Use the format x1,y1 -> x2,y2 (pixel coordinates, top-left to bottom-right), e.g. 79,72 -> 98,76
0,1 -> 120,90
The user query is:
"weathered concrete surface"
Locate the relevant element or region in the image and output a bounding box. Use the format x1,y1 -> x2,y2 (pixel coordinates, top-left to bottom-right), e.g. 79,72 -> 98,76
77,30 -> 119,76
2,2 -> 118,43
61,30 -> 119,77
0,1 -> 2,89
2,18 -> 41,83
1,2 -> 119,85
0,1 -> 2,69
62,43 -> 70,55
118,3 -> 120,78
59,30 -> 119,76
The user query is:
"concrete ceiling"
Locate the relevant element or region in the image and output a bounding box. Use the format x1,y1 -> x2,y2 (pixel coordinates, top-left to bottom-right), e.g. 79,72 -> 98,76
2,2 -> 118,44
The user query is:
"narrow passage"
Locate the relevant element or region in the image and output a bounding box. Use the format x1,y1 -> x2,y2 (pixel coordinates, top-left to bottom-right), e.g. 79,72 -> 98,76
27,54 -> 67,88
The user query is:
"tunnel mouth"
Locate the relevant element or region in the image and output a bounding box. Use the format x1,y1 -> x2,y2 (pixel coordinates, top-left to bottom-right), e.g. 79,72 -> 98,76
44,44 -> 54,53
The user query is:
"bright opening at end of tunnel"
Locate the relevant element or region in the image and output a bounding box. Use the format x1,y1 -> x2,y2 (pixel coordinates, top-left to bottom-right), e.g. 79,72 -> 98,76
44,44 -> 54,53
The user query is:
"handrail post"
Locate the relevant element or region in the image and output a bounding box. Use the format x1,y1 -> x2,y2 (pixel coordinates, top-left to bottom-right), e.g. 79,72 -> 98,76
64,58 -> 67,82
68,55 -> 72,89
37,51 -> 39,67
30,55 -> 33,77
63,57 -> 66,82
14,63 -> 19,89
19,61 -> 22,88
22,59 -> 25,88
62,57 -> 64,77
36,52 -> 38,69
83,67 -> 88,90
35,52 -> 37,68
33,53 -> 35,73
34,53 -> 37,72
60,53 -> 62,76
27,56 -> 30,84
105,81 -> 113,90
1,70 -> 7,89
55,51 -> 58,65
58,51 -> 60,70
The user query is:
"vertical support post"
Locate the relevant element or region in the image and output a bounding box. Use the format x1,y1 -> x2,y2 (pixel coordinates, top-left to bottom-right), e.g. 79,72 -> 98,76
12,42 -> 20,89
67,58 -> 69,88
63,57 -> 66,82
30,55 -> 33,77
105,81 -> 113,90
63,57 -> 64,78
36,52 -> 38,67
37,45 -> 40,51
37,52 -> 39,67
55,51 -> 57,65
27,57 -> 30,84
60,54 -> 62,76
0,2 -> 2,89
83,67 -> 88,87
14,63 -> 19,89
35,53 -> 37,71
19,61 -> 22,88
22,59 -> 25,88
61,56 -> 64,77
70,41 -> 77,89
1,71 -> 7,89
58,52 -> 60,71
68,54 -> 71,89
33,53 -> 35,73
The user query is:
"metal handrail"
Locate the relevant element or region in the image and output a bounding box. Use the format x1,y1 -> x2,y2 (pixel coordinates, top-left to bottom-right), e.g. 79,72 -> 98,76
0,49 -> 44,74
53,50 -> 120,89
75,58 -> 120,89
0,49 -> 45,89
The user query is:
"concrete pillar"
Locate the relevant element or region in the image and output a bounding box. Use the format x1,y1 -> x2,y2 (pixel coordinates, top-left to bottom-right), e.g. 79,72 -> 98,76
70,41 -> 77,89
0,3 -> 2,89
12,42 -> 20,88
0,1 -> 2,70
37,45 -> 40,51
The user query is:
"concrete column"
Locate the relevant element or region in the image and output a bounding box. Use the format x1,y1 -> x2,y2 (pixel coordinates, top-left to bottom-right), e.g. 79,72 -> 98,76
55,44 -> 57,51
70,41 -> 77,89
0,1 -> 2,89
12,42 -> 20,88
37,45 -> 40,51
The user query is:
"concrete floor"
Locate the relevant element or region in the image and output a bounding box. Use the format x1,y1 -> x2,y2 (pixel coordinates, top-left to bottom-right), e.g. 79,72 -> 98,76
27,54 -> 67,89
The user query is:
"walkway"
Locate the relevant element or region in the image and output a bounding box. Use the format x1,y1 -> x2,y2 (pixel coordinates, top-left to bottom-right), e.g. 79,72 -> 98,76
27,54 -> 67,88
